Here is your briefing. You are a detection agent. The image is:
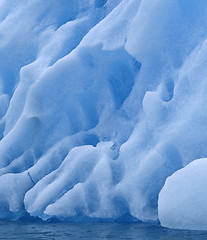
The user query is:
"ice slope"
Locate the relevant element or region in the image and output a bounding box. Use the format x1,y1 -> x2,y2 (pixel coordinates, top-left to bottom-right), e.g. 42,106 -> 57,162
1,0 -> 207,228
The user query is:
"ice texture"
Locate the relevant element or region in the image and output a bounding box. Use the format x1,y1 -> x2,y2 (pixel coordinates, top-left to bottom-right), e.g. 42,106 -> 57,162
0,0 -> 207,228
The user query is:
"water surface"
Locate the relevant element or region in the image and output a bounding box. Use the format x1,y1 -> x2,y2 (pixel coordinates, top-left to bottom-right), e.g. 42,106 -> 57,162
0,221 -> 207,239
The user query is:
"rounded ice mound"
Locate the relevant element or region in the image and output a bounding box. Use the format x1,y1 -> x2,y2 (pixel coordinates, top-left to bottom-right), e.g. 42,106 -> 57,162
158,158 -> 207,230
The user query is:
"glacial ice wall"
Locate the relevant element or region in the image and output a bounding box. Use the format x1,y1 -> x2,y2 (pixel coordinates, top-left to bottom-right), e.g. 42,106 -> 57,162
1,0 -> 207,229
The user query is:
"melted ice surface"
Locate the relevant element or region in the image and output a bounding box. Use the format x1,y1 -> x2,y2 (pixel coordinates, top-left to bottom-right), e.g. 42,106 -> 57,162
0,0 -> 207,229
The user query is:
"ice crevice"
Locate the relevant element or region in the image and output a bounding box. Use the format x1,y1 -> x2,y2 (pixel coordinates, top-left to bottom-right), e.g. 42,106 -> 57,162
1,0 -> 207,229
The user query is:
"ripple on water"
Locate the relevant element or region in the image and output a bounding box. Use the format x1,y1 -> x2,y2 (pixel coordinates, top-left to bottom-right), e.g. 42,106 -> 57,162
0,221 -> 207,240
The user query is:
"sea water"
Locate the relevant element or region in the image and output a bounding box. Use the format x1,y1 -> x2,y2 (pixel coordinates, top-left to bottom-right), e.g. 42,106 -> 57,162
0,221 -> 207,240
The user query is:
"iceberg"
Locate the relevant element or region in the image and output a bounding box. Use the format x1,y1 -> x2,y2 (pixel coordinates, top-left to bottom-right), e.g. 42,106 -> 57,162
0,0 -> 207,228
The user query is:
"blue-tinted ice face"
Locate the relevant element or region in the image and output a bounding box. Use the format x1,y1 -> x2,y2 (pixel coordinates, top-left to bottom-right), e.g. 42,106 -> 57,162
0,0 -> 207,230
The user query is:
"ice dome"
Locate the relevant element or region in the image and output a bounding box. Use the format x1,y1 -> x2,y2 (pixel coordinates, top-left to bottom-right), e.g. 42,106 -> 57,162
158,158 -> 207,231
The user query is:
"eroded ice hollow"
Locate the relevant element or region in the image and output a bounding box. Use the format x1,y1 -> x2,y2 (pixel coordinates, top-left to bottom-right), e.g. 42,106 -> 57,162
1,0 -> 207,230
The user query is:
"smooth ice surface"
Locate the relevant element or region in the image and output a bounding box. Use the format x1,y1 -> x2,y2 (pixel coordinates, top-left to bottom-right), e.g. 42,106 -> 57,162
159,158 -> 207,231
1,0 -> 207,228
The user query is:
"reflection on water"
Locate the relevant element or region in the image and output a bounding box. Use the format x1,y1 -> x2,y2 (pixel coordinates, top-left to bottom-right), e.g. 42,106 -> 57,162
0,221 -> 207,240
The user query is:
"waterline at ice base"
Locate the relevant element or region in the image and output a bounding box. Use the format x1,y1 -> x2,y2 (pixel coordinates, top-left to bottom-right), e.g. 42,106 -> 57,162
1,0 -> 207,231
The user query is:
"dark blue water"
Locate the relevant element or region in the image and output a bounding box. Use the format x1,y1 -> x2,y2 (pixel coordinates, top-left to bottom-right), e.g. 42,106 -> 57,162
0,221 -> 207,240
